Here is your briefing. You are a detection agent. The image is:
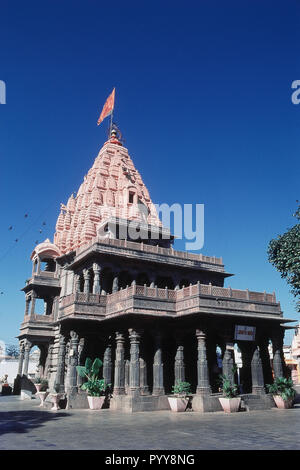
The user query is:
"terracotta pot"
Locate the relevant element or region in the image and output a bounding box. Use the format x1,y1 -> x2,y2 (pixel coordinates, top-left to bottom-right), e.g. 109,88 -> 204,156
37,391 -> 49,407
87,396 -> 105,410
273,395 -> 293,409
49,393 -> 63,411
35,384 -> 43,392
219,397 -> 241,413
168,396 -> 188,412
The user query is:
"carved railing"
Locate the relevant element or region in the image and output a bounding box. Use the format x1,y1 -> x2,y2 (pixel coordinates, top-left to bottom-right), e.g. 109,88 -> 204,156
23,314 -> 54,323
59,283 -> 277,311
175,283 -> 276,303
77,236 -> 223,267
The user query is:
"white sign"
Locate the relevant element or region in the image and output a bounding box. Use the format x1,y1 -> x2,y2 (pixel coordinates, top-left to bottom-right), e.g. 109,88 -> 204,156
234,325 -> 256,341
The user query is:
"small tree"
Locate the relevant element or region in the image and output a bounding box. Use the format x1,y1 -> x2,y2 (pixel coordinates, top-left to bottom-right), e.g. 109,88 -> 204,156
6,344 -> 19,358
268,202 -> 300,311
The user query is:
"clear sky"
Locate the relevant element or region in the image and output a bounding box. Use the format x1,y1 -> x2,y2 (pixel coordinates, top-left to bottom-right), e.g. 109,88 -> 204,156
0,0 -> 300,346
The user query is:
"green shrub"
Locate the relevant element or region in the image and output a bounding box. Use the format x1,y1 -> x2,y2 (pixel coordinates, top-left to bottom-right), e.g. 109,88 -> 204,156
76,357 -> 109,397
266,377 -> 296,401
171,381 -> 191,397
219,374 -> 238,398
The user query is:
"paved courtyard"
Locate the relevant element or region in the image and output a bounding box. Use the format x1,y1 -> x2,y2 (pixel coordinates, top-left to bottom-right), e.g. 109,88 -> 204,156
0,396 -> 300,450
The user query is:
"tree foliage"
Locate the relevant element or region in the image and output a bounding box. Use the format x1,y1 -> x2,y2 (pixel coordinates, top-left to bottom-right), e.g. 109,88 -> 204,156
6,344 -> 19,358
268,203 -> 300,310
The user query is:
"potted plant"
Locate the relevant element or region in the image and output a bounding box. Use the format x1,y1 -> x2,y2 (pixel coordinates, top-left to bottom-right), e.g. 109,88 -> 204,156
168,381 -> 191,412
218,374 -> 241,413
35,379 -> 49,407
33,376 -> 43,392
76,357 -> 109,410
266,377 -> 296,409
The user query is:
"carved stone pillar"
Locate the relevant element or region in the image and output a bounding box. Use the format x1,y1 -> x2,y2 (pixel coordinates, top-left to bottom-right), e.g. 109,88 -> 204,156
196,329 -> 211,395
24,295 -> 30,316
153,332 -> 164,395
83,269 -> 90,294
222,338 -> 235,385
65,330 -> 79,392
125,360 -> 130,394
149,274 -> 156,288
103,340 -> 112,387
54,334 -> 66,393
22,340 -> 32,376
112,273 -> 119,293
272,332 -> 284,378
139,358 -> 150,395
113,332 -> 125,395
174,333 -> 185,385
77,338 -> 85,387
129,329 -> 141,395
17,342 -> 25,376
75,274 -> 81,293
93,263 -> 101,294
251,346 -> 265,394
30,292 -> 36,316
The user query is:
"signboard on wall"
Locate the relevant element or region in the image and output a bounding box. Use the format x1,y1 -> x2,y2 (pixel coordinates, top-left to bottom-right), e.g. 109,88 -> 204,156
234,325 -> 256,341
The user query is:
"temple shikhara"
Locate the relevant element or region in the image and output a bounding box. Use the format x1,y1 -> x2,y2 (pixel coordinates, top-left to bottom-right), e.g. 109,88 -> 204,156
15,128 -> 294,411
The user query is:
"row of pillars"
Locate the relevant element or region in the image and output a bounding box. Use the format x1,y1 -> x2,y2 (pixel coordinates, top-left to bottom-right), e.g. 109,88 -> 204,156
53,329 -> 285,397
18,330 -> 285,396
17,340 -> 32,377
75,264 -> 187,295
54,329 -> 212,396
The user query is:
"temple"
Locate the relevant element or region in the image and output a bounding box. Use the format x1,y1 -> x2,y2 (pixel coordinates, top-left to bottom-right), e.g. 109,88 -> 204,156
15,128 -> 295,411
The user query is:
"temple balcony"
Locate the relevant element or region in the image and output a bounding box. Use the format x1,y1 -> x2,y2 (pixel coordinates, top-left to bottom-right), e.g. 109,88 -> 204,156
22,314 -> 55,324
24,270 -> 60,290
57,283 -> 287,323
19,314 -> 55,340
69,237 -> 229,275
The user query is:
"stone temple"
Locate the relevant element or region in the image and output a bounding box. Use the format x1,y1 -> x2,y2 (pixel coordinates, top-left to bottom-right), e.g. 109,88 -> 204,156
15,129 -> 294,411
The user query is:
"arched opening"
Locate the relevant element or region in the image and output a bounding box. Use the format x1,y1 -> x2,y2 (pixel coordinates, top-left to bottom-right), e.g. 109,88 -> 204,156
35,298 -> 45,315
118,271 -> 133,290
156,276 -> 175,289
179,279 -> 189,288
136,272 -> 149,286
101,268 -> 114,294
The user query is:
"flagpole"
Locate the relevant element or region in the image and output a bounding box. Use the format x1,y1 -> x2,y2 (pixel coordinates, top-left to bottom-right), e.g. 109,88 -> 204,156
110,109 -> 113,136
109,87 -> 115,136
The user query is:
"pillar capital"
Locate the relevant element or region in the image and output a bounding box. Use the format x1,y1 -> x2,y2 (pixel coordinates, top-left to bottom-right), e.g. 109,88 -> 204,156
92,262 -> 101,273
115,331 -> 125,343
24,340 -> 32,351
70,330 -> 79,342
83,268 -> 90,279
196,329 -> 207,340
129,329 -> 142,342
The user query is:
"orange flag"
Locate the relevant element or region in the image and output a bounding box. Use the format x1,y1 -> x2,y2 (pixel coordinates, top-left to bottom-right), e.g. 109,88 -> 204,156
97,88 -> 115,126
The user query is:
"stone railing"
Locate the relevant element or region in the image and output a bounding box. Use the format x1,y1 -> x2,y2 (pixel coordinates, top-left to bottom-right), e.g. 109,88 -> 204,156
60,292 -> 106,307
176,283 -> 276,303
23,314 -> 54,323
59,282 -> 277,316
25,270 -> 59,286
77,236 -> 223,267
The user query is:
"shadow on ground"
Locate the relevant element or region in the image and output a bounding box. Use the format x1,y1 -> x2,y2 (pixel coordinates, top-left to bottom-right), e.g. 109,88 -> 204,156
0,409 -> 68,436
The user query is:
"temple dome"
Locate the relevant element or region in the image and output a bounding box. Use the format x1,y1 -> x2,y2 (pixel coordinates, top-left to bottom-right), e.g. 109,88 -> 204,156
31,239 -> 61,260
53,131 -> 162,254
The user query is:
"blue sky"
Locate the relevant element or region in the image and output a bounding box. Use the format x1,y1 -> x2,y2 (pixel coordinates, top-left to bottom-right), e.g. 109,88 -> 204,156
0,0 -> 300,345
